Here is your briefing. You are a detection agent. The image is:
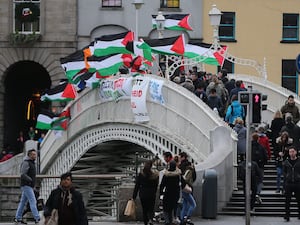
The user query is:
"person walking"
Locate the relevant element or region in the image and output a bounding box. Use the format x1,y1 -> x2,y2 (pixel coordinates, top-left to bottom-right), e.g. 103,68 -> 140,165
233,118 -> 247,162
43,172 -> 88,225
251,132 -> 268,205
178,152 -> 196,225
160,160 -> 181,225
132,160 -> 159,225
274,131 -> 292,193
238,158 -> 261,212
282,146 -> 300,222
280,95 -> 300,124
225,95 -> 245,128
14,149 -> 40,224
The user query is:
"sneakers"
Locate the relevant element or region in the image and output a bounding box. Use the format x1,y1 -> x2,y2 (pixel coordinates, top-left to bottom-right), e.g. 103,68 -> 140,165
275,189 -> 280,193
255,195 -> 262,204
284,216 -> 290,222
35,219 -> 40,224
13,218 -> 27,224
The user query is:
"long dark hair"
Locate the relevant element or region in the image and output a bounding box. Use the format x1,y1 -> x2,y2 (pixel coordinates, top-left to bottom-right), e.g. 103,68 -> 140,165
143,160 -> 153,177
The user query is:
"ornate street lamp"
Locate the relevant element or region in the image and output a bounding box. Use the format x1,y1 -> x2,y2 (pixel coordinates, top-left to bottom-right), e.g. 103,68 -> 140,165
155,11 -> 166,39
132,0 -> 144,41
208,4 -> 222,50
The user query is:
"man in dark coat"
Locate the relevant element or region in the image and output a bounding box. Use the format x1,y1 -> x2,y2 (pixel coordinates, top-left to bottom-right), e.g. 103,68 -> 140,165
44,172 -> 88,225
282,146 -> 300,222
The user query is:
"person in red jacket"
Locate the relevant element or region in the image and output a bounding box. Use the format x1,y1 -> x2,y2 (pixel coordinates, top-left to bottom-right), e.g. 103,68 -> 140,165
257,126 -> 271,160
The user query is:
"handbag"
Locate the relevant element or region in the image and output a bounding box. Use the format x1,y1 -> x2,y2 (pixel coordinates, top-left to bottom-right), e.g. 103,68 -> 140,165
182,184 -> 192,193
44,209 -> 58,225
124,199 -> 136,219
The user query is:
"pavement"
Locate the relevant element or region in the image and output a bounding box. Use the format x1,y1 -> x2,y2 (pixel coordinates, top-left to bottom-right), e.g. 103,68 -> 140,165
3,216 -> 299,225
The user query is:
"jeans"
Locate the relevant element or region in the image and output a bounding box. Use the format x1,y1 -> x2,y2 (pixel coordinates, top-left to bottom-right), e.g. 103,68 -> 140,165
180,192 -> 196,220
256,168 -> 264,195
15,186 -> 40,221
276,167 -> 282,190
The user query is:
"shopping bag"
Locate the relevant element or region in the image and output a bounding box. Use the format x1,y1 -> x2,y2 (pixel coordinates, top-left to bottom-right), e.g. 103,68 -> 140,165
124,199 -> 136,219
44,209 -> 58,225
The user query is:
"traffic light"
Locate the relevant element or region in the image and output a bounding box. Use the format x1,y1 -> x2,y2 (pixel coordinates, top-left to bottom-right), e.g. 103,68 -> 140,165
238,91 -> 250,105
251,92 -> 268,124
251,92 -> 261,124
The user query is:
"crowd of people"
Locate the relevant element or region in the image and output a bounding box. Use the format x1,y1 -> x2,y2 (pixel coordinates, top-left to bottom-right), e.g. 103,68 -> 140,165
133,151 -> 197,225
235,94 -> 300,222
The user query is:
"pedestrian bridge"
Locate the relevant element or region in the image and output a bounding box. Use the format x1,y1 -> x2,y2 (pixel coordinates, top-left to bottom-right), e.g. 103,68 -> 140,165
1,73 -> 298,221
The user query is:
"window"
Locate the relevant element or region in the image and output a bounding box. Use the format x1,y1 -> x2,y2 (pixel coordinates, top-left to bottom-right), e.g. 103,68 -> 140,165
282,14 -> 299,41
160,0 -> 179,8
282,59 -> 298,93
13,0 -> 40,33
219,12 -> 235,41
102,0 -> 122,7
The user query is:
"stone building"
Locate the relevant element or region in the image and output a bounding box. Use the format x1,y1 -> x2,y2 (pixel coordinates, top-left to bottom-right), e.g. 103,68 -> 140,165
0,0 -> 203,151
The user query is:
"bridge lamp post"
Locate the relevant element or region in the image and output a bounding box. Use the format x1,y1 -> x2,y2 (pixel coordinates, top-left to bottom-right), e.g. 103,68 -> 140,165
132,0 -> 144,41
155,11 -> 166,39
208,4 -> 222,51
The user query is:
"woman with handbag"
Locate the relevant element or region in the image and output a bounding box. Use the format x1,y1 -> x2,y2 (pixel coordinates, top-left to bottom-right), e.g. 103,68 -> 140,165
132,160 -> 159,225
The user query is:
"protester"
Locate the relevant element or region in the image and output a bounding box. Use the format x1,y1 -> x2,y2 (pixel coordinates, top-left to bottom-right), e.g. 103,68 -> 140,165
43,172 -> 88,225
238,158 -> 261,212
251,132 -> 268,205
233,118 -> 247,162
281,95 -> 300,124
274,131 -> 292,193
160,160 -> 181,225
14,149 -> 40,224
133,160 -> 159,225
179,152 -> 196,225
282,146 -> 300,222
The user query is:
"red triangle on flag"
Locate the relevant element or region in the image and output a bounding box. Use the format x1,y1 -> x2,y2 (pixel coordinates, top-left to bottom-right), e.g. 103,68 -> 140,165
60,107 -> 71,118
62,83 -> 77,99
213,46 -> 228,66
121,31 -> 134,46
178,15 -> 193,31
171,35 -> 185,55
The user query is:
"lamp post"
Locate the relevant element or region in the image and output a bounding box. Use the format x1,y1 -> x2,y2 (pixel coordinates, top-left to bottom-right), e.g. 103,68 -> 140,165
208,4 -> 222,51
155,11 -> 166,39
132,0 -> 144,41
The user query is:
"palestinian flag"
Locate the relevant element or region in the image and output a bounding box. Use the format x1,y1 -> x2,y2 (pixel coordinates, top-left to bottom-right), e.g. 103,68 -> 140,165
36,110 -> 58,130
143,35 -> 185,56
88,54 -> 127,77
152,14 -> 193,31
60,50 -> 86,82
51,108 -> 71,130
184,44 -> 219,65
41,82 -> 76,102
213,46 -> 228,67
125,40 -> 154,62
76,71 -> 101,89
93,31 -> 134,57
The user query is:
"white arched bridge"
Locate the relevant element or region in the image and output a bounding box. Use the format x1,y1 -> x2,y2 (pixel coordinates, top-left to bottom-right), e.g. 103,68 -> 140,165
1,73 -> 299,221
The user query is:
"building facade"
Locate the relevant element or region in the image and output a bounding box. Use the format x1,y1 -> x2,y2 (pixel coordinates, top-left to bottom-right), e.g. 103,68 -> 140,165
203,1 -> 300,94
0,0 -> 77,150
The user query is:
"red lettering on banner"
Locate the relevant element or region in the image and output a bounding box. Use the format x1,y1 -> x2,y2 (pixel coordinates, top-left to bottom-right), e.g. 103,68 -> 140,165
132,90 -> 143,97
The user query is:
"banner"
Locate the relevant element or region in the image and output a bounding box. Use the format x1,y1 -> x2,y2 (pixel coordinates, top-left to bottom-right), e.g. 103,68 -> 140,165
149,79 -> 165,105
99,79 -> 114,101
131,77 -> 150,123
